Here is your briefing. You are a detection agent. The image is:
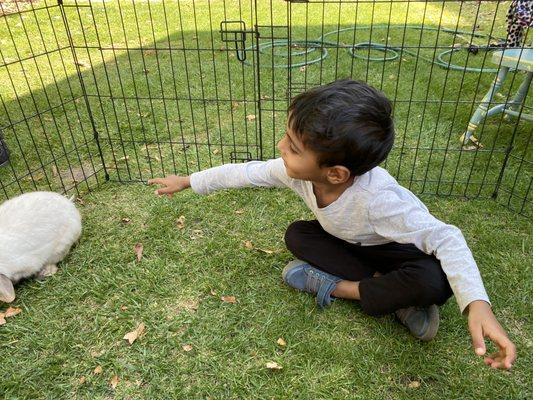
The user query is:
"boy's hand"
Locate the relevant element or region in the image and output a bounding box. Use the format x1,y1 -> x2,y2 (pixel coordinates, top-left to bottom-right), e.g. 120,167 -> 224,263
147,175 -> 191,197
467,300 -> 516,370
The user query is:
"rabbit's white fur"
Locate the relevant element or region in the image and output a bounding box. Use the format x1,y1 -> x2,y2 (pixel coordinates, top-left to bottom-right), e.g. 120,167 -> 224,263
0,191 -> 81,283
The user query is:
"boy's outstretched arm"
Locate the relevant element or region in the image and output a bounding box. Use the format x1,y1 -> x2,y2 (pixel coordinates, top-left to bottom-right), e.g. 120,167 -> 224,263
467,300 -> 516,369
148,175 -> 191,196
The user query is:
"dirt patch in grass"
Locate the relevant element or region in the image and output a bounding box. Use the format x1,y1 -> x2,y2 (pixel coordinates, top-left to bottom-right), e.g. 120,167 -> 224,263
0,0 -> 38,16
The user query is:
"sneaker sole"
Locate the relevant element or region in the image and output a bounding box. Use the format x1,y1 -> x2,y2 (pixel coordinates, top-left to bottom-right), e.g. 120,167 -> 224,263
418,304 -> 440,342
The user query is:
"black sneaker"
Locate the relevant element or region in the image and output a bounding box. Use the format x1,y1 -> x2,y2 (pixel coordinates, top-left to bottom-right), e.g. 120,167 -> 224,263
395,305 -> 440,341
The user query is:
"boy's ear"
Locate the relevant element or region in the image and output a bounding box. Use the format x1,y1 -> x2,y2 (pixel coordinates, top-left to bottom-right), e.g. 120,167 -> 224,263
326,165 -> 351,184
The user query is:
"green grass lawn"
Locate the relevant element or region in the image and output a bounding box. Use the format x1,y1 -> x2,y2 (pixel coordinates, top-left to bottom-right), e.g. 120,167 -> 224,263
0,1 -> 532,398
0,183 -> 531,399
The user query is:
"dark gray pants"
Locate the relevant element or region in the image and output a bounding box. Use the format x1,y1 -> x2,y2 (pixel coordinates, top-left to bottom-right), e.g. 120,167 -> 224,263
284,220 -> 453,316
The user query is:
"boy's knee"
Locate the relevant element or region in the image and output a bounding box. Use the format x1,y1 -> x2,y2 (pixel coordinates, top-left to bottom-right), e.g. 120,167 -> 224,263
411,259 -> 452,306
284,221 -> 309,251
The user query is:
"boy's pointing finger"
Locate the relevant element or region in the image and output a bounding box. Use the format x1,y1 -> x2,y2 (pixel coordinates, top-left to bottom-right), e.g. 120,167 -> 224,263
147,178 -> 164,185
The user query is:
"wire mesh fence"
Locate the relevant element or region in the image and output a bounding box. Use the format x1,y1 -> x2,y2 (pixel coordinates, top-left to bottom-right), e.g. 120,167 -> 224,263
0,0 -> 531,216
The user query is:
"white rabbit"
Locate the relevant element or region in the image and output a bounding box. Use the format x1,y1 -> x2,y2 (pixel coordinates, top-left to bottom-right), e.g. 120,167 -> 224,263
0,191 -> 82,303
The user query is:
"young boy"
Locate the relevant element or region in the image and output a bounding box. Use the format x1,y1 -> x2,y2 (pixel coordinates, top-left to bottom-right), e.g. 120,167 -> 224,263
149,79 -> 516,370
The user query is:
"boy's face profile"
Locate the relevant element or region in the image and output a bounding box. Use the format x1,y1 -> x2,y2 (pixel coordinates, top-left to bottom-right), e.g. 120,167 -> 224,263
277,127 -> 324,182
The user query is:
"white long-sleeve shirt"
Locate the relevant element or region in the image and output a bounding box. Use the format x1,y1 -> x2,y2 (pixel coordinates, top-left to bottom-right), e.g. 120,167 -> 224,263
190,158 -> 490,314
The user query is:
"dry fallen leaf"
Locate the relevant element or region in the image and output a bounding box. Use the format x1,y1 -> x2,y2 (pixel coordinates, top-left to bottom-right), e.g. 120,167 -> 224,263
134,243 -> 143,262
76,197 -> 85,206
121,217 -> 131,224
276,337 -> 287,347
78,376 -> 86,384
256,248 -> 275,255
266,361 -> 282,370
246,114 -> 256,121
176,215 -> 186,229
212,148 -> 220,155
182,344 -> 193,352
120,305 -> 128,311
243,240 -> 253,249
235,209 -> 245,215
221,296 -> 236,304
51,165 -> 58,177
408,381 -> 421,388
93,366 -> 103,375
91,350 -> 104,358
4,307 -> 22,318
123,322 -> 146,345
0,314 -> 6,326
299,65 -> 307,72
110,375 -> 119,390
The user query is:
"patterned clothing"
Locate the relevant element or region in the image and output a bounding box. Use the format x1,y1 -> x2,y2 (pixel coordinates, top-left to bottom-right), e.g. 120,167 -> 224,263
507,1 -> 533,47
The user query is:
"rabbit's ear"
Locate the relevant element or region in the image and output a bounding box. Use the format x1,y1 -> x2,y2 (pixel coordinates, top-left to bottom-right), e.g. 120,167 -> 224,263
0,274 -> 15,303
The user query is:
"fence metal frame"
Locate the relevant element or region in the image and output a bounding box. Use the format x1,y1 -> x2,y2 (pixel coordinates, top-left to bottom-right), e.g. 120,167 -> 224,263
0,0 -> 531,216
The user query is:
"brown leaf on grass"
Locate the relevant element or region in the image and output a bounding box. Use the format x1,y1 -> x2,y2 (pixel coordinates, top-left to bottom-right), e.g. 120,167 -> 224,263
182,344 -> 193,352
176,215 -> 186,229
75,197 -> 85,206
51,165 -> 58,177
4,307 -> 22,318
0,314 -> 6,326
78,376 -> 86,384
408,381 -> 421,389
134,243 -> 143,262
243,240 -> 253,250
221,296 -> 236,304
110,375 -> 119,390
256,248 -> 276,255
123,322 -> 146,345
235,209 -> 245,215
212,148 -> 220,155
93,365 -> 103,375
120,305 -> 128,311
121,217 -> 131,224
91,350 -> 104,358
246,114 -> 256,121
266,361 -> 282,370
299,65 -> 307,72
276,337 -> 287,347
176,298 -> 199,313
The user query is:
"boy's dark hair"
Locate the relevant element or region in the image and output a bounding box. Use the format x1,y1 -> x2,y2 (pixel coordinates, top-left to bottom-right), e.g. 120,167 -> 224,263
288,79 -> 394,176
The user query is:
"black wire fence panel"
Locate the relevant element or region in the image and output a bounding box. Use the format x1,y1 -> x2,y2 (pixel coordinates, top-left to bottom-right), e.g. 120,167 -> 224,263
0,0 -> 531,216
